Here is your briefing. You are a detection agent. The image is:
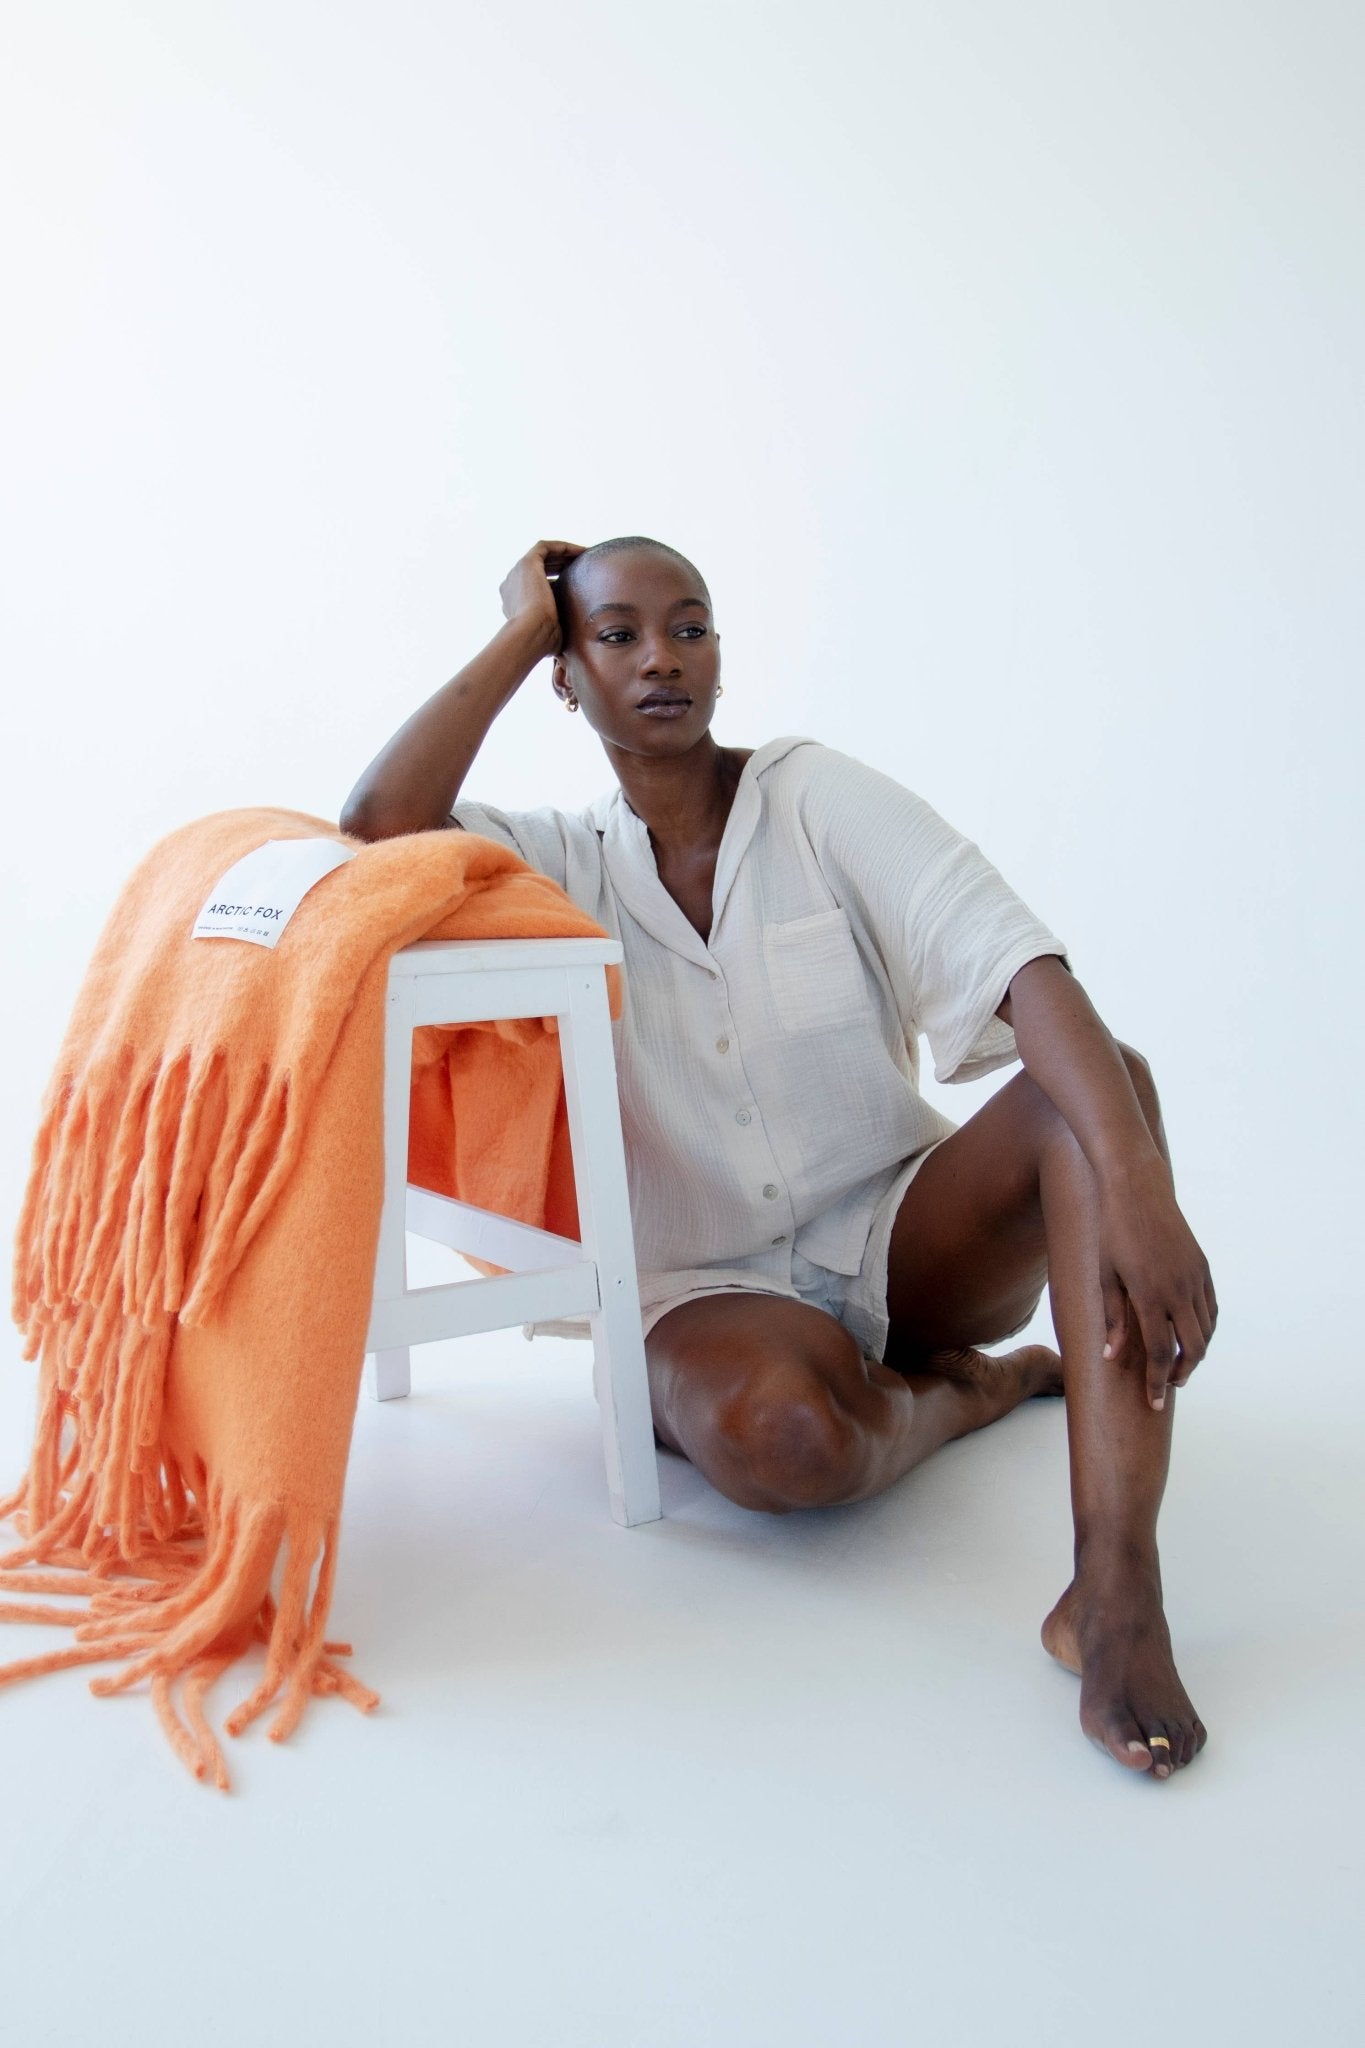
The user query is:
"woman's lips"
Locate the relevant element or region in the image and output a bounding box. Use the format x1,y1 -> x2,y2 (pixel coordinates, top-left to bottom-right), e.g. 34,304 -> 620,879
637,695 -> 692,717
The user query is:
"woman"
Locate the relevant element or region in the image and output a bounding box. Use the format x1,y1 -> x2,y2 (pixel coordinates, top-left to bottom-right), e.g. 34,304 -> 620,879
342,535 -> 1217,1780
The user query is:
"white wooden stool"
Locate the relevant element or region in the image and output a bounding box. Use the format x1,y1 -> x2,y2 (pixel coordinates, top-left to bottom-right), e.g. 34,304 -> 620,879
363,936 -> 661,1529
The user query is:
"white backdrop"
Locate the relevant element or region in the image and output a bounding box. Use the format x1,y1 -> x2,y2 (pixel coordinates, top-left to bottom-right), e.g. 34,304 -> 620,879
2,0 -> 1361,1409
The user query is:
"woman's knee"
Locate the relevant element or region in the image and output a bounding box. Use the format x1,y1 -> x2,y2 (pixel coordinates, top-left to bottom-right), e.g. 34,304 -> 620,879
711,1366 -> 865,1513
1024,1040 -> 1161,1153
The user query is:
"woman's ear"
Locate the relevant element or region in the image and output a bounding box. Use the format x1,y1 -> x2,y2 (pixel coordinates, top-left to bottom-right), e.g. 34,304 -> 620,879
551,657 -> 569,703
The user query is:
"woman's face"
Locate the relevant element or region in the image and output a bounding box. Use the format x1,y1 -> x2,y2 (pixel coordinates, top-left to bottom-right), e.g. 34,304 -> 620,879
553,548 -> 721,757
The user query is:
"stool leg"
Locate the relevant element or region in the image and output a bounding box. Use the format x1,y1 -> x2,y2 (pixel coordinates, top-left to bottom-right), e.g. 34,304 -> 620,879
559,971 -> 662,1528
369,1348 -> 412,1401
368,980 -> 415,1403
590,1284 -> 661,1526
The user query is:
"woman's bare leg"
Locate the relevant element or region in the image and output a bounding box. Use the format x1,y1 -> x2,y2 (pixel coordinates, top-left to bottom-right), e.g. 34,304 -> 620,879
883,1049 -> 1205,1776
1035,1120 -> 1206,1776
645,1289 -> 1058,1515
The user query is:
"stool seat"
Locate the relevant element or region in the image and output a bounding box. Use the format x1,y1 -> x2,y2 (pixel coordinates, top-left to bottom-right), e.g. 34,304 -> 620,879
364,936 -> 661,1528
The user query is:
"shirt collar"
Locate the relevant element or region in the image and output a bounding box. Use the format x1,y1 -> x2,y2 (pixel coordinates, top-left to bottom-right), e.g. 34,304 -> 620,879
587,736 -> 817,963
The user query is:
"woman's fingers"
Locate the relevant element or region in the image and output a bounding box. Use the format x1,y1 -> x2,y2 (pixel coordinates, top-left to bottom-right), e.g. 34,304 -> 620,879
1193,1282 -> 1215,1348
1129,1286 -> 1211,1403
499,542 -> 588,637
537,539 -> 587,571
1169,1301 -> 1207,1388
1132,1296 -> 1178,1409
1170,1279 -> 1216,1387
1100,1194 -> 1218,1404
1101,1274 -> 1128,1361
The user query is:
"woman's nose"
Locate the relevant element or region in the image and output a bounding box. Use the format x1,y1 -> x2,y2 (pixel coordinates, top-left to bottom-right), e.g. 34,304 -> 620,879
639,637 -> 682,677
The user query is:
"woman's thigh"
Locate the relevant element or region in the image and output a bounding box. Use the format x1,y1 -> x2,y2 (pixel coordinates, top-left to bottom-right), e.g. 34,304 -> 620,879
885,1071 -> 1052,1355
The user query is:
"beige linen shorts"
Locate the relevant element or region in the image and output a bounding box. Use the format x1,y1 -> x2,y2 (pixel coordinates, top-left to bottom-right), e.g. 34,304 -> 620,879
633,1140 -> 947,1366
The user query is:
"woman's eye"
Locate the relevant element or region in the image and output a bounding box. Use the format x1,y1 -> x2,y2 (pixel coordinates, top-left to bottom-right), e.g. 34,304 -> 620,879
598,624 -> 706,644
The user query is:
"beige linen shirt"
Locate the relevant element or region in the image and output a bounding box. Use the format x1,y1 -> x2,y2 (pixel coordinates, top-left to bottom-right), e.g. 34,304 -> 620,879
452,737 -> 1066,1292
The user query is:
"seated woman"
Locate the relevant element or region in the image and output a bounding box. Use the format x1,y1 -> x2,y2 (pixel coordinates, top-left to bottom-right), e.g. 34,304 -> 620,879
341,535 -> 1217,1781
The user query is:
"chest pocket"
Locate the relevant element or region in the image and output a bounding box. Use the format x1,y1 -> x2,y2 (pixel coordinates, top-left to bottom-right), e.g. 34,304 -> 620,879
763,907 -> 870,1035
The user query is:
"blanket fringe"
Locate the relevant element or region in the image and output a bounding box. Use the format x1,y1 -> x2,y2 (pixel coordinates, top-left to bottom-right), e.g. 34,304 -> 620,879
2,1032 -> 383,1784
13,1044 -> 300,1345
0,1452 -> 377,1788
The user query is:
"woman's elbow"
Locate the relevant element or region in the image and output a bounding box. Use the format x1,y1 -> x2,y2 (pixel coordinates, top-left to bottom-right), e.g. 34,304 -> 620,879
338,791 -> 385,841
339,793 -> 448,842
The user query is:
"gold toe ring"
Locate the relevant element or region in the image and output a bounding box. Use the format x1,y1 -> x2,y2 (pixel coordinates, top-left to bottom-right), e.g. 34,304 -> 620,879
1147,1735 -> 1172,1750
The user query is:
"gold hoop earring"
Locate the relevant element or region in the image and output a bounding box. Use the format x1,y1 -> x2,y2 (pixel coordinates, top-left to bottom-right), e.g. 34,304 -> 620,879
716,684 -> 724,697
566,694 -> 579,713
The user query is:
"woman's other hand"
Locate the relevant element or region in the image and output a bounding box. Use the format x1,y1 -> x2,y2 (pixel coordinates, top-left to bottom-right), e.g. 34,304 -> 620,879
1097,1159 -> 1218,1410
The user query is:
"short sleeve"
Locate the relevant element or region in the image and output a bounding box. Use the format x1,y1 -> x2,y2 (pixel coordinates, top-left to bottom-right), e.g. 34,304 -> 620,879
448,799 -> 573,894
791,748 -> 1068,1084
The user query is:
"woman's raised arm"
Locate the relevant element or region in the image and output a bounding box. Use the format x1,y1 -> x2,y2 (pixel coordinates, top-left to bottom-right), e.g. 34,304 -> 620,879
339,539 -> 584,841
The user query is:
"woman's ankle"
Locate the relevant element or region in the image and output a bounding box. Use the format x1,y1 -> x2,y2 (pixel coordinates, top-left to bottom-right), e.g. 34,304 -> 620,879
1072,1526 -> 1163,1592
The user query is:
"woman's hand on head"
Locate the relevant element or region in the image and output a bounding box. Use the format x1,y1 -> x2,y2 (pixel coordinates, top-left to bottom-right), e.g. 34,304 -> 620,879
499,540 -> 586,651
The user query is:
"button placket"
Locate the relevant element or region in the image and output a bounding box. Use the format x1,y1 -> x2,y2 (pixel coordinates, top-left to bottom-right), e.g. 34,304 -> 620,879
705,957 -> 791,1237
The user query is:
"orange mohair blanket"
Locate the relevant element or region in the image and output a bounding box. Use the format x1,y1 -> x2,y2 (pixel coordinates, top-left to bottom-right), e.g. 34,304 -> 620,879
1,807 -> 616,1787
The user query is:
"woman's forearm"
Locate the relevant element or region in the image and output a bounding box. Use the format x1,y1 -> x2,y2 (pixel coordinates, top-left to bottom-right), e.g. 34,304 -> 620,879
1000,956 -> 1165,1187
1002,956 -> 1215,1402
340,610 -> 557,840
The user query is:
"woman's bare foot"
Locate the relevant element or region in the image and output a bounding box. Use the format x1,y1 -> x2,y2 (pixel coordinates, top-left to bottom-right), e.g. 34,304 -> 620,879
920,1343 -> 1064,1412
1042,1568 -> 1207,1779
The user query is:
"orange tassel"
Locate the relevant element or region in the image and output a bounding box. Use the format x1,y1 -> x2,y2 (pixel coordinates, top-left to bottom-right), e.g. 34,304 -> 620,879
183,1655 -> 234,1791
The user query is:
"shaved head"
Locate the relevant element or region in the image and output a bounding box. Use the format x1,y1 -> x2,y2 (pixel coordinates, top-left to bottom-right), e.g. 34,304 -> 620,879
554,536 -> 710,646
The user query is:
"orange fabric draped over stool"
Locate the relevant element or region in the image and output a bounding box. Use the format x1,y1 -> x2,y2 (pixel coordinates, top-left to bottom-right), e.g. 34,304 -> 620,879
1,807 -> 616,1788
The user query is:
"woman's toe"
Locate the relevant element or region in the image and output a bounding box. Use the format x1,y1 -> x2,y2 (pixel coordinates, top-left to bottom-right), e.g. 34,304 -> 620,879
1144,1723 -> 1174,1778
1087,1698 -> 1154,1771
1182,1717 -> 1209,1767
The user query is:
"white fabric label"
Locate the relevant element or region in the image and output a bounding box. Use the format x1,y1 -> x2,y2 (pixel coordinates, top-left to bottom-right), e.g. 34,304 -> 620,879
192,838 -> 357,949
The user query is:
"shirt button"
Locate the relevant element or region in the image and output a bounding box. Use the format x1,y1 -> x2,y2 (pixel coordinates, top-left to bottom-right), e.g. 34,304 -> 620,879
735,1109 -> 752,1126
716,1037 -> 730,1053
771,1234 -> 788,1246
763,1183 -> 780,1199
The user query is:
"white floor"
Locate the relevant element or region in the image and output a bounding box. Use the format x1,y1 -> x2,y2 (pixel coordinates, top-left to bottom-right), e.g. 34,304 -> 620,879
2,1303 -> 1362,2048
